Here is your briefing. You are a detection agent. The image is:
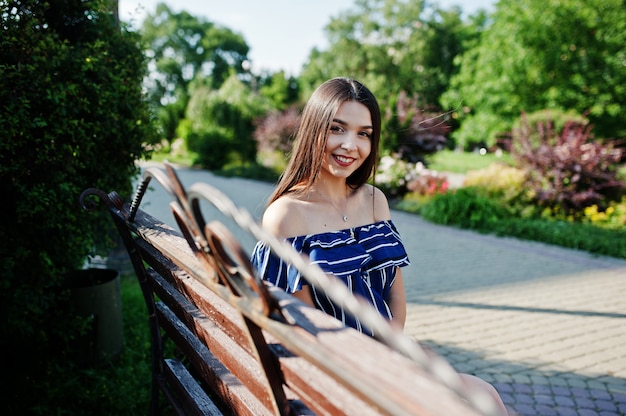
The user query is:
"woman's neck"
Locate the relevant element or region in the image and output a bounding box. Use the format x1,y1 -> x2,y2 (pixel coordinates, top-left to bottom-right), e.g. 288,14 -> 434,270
312,178 -> 349,201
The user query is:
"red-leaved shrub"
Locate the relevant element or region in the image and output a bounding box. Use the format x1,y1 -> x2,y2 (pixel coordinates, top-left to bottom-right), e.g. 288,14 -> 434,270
511,114 -> 625,216
254,105 -> 301,154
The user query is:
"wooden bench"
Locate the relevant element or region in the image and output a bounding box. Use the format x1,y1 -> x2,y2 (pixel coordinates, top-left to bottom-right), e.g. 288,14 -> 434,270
81,162 -> 502,416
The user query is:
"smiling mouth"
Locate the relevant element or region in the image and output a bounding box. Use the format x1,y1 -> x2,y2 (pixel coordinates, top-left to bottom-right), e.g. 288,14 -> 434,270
333,155 -> 355,166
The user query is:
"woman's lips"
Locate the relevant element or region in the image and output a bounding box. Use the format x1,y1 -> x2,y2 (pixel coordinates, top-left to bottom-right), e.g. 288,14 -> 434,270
333,154 -> 355,166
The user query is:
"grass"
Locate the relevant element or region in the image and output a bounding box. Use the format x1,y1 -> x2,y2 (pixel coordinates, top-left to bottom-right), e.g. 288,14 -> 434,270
38,275 -> 151,415
428,149 -> 513,173
146,143 -> 198,167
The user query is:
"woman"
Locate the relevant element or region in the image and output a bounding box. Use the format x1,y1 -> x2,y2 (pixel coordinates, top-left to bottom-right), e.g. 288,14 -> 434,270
251,77 -> 408,334
251,77 -> 509,414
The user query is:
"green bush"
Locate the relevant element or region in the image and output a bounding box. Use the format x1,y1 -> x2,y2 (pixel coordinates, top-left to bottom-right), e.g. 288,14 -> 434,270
511,109 -> 588,137
184,75 -> 271,170
0,1 -> 154,411
414,187 -> 626,259
188,124 -> 236,170
463,162 -> 534,216
419,187 -> 512,228
492,218 -> 626,259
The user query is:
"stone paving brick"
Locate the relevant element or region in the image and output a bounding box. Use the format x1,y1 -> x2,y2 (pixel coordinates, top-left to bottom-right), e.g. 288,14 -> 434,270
577,410 -> 600,416
596,399 -> 618,412
511,403 -> 534,416
591,389 -> 614,400
533,384 -> 553,394
556,407 -> 580,416
566,378 -> 589,388
535,394 -> 556,406
571,386 -> 592,397
535,404 -> 559,415
531,375 -> 551,385
555,395 -> 576,407
574,396 -> 597,409
554,386 -> 573,396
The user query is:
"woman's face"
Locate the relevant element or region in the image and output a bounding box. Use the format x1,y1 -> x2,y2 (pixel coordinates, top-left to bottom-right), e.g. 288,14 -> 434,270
321,101 -> 372,181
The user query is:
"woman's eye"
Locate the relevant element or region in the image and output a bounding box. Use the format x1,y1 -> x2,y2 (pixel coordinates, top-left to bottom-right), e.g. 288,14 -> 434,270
359,131 -> 372,138
330,125 -> 343,133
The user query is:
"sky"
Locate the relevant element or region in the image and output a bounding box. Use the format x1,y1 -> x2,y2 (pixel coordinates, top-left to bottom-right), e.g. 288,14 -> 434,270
118,0 -> 495,75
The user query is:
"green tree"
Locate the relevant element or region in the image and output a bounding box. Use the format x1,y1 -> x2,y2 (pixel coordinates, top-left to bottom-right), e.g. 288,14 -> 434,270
141,2 -> 250,140
300,0 -> 427,99
258,70 -> 300,111
0,0 -> 154,411
419,6 -> 489,106
300,0 -> 481,106
183,74 -> 271,169
442,0 -> 626,149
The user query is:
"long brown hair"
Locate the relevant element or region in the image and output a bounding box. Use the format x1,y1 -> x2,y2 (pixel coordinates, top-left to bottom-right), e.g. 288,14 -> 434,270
268,77 -> 381,205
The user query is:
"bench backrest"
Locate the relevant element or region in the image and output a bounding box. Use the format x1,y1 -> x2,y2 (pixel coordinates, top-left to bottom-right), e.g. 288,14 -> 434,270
81,163 -> 498,416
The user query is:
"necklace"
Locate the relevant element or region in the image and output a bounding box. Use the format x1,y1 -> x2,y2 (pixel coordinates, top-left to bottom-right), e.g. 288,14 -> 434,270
316,189 -> 349,222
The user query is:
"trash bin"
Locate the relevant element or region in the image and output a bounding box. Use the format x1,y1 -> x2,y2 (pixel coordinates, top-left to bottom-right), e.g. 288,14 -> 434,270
66,268 -> 124,365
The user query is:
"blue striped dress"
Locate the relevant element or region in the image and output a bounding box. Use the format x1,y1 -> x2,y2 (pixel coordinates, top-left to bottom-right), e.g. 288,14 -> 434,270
251,220 -> 410,335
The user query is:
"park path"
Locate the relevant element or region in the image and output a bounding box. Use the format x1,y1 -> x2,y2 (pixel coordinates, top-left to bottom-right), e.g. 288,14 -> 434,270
137,163 -> 626,416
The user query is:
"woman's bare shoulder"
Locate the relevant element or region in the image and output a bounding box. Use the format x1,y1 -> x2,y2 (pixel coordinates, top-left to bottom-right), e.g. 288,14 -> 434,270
262,194 -> 309,238
362,183 -> 391,221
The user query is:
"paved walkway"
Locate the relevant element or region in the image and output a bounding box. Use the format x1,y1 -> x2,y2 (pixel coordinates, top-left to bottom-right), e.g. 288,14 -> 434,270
138,164 -> 626,416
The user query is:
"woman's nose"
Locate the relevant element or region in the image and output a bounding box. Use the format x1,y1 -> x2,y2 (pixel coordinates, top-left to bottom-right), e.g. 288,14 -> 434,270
340,133 -> 357,150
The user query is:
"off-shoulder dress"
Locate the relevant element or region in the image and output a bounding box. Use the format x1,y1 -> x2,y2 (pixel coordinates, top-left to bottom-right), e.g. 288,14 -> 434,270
251,220 -> 410,335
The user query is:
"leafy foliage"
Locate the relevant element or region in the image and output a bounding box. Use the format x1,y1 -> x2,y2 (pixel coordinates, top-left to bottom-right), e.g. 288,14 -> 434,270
442,0 -> 626,148
0,0 -> 154,411
463,163 -> 530,215
420,187 -> 512,228
253,105 -> 301,155
375,156 -> 416,198
496,108 -> 589,151
257,71 -> 300,111
511,115 -> 625,216
299,0 -> 483,109
581,199 -> 626,230
183,75 -> 271,169
141,2 -> 250,140
384,91 -> 451,163
406,170 -> 449,196
418,188 -> 626,259
375,156 -> 448,199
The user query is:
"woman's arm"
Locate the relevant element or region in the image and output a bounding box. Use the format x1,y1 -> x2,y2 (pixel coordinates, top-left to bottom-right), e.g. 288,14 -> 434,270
262,196 -> 317,307
292,288 -> 315,307
388,268 -> 407,330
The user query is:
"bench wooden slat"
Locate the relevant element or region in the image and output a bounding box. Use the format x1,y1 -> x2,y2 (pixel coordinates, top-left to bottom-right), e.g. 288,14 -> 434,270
138,241 -> 388,415
163,358 -> 224,416
156,301 -> 273,415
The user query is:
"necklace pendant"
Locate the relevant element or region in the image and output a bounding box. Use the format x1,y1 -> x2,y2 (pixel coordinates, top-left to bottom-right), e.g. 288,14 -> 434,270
343,215 -> 348,222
